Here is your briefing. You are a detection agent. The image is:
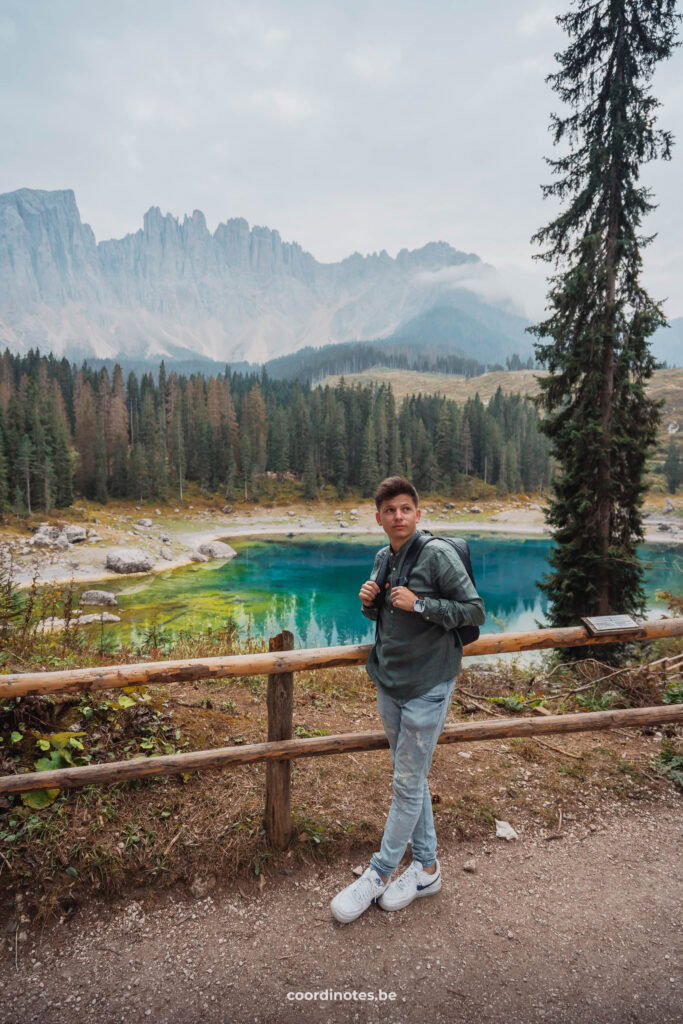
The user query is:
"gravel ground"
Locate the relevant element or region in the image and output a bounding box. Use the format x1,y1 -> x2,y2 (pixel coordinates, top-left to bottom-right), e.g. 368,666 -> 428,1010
1,799 -> 680,1024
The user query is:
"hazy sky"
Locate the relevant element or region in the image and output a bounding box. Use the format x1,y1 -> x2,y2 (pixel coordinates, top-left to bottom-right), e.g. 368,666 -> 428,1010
2,0 -> 682,317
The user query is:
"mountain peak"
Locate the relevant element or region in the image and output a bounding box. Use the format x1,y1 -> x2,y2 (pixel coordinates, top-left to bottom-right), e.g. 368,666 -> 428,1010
0,187 -> 527,366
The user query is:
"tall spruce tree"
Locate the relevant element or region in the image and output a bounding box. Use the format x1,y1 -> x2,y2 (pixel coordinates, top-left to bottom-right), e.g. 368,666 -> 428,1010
0,427 -> 8,514
53,419 -> 73,508
359,415 -> 379,497
94,422 -> 108,505
17,435 -> 34,515
303,448 -> 317,500
529,0 -> 680,627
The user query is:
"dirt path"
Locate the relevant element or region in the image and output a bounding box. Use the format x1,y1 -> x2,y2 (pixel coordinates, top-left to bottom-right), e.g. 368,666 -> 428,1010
1,800 -> 680,1024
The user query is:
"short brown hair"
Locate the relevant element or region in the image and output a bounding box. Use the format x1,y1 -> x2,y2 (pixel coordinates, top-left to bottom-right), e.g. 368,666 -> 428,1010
374,476 -> 419,510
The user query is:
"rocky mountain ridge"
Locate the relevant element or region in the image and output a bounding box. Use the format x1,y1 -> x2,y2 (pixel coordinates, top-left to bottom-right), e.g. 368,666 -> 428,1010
1,188 -> 678,367
0,188 -> 526,365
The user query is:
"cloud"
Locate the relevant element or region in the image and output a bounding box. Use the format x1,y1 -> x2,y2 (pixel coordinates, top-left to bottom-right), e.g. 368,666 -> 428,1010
0,16 -> 17,46
345,44 -> 401,84
125,96 -> 161,123
120,134 -> 141,171
415,262 -> 549,320
516,55 -> 552,75
249,88 -> 320,123
263,27 -> 290,47
518,6 -> 559,36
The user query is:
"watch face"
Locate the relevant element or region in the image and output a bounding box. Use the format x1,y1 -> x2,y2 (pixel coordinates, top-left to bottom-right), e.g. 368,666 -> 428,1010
414,599 -> 425,612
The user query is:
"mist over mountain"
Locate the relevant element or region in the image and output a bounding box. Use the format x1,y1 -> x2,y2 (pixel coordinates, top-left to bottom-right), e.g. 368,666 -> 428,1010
0,188 -> 678,369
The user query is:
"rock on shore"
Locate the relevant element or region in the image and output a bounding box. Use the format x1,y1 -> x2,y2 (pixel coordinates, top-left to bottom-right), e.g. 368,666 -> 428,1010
79,590 -> 118,606
197,541 -> 237,560
105,549 -> 155,574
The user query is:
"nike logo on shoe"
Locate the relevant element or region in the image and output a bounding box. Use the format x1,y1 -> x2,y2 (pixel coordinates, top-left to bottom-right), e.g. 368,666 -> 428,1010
416,875 -> 440,891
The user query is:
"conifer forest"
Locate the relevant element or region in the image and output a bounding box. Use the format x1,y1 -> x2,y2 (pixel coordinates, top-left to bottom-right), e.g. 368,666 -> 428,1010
0,350 -> 552,513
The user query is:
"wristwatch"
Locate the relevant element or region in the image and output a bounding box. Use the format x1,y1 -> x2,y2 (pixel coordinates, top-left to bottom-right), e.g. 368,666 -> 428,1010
413,598 -> 426,614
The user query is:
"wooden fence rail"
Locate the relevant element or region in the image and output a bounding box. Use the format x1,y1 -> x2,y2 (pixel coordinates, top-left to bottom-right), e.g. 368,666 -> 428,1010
2,704 -> 681,797
1,618 -> 681,848
1,618 -> 682,699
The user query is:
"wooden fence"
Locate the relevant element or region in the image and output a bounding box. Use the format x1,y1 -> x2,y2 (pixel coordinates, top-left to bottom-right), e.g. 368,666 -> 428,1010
1,617 -> 682,848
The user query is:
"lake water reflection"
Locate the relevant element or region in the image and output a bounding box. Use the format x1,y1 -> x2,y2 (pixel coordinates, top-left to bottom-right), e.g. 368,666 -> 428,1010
109,534 -> 680,657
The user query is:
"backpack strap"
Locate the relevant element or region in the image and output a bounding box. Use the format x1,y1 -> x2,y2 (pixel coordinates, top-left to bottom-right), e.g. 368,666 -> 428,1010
371,532 -> 426,642
394,531 -> 432,587
372,531 -> 427,608
370,531 -> 480,649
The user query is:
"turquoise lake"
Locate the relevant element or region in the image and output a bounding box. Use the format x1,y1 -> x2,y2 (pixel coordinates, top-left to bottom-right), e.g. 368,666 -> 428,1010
97,534 -> 680,655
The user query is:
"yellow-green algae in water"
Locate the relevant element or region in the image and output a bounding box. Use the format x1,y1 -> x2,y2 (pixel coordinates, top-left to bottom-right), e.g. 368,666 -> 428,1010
62,533 -> 680,650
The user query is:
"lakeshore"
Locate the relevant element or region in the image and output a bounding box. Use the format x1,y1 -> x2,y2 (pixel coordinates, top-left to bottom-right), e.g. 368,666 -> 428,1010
2,494 -> 680,590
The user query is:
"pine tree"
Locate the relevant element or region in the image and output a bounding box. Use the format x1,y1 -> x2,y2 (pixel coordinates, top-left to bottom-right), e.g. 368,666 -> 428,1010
37,454 -> 56,514
109,364 -> 129,471
663,438 -> 680,493
269,407 -> 290,477
240,428 -> 252,501
359,416 -> 379,497
4,394 -> 23,499
435,404 -> 453,487
198,420 -> 213,492
12,484 -> 27,517
156,410 -> 169,501
127,371 -> 140,446
375,391 -> 389,479
460,417 -> 473,478
331,405 -> 348,498
303,448 -> 317,500
0,428 -> 8,514
386,389 -> 402,477
110,436 -> 128,498
53,419 -> 73,508
73,374 -> 97,497
127,444 -> 145,502
220,417 -> 236,500
17,435 -> 34,515
529,0 -> 680,626
94,422 -> 108,504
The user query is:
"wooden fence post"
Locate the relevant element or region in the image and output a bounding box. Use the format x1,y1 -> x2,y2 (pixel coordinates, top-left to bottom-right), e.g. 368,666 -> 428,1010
264,630 -> 294,849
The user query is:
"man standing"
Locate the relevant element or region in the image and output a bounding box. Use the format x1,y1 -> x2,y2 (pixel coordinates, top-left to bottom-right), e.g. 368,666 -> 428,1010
330,476 -> 485,923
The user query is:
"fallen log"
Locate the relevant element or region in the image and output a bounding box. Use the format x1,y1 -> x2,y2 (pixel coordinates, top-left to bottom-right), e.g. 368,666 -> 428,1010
2,703 -> 681,794
1,617 -> 681,699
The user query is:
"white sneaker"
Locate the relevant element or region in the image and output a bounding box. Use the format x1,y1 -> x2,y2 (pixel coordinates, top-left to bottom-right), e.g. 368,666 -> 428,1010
378,859 -> 441,912
330,867 -> 388,923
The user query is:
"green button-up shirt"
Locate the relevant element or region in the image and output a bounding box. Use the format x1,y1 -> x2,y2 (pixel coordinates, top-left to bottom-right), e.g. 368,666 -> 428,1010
362,529 -> 486,699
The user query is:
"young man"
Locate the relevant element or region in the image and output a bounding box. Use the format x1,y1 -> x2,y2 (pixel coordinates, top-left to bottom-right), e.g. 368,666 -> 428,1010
330,476 -> 485,924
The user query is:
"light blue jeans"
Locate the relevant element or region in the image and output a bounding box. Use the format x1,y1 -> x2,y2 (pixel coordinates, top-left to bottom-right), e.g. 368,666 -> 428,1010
369,678 -> 455,880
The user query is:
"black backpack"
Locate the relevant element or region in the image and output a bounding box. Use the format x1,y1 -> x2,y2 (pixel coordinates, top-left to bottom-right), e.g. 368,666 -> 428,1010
372,531 -> 481,648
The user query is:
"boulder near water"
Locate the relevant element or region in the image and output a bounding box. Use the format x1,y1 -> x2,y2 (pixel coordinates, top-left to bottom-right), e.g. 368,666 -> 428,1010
79,590 -> 118,607
197,541 -> 236,560
77,612 -> 121,625
105,549 -> 155,574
